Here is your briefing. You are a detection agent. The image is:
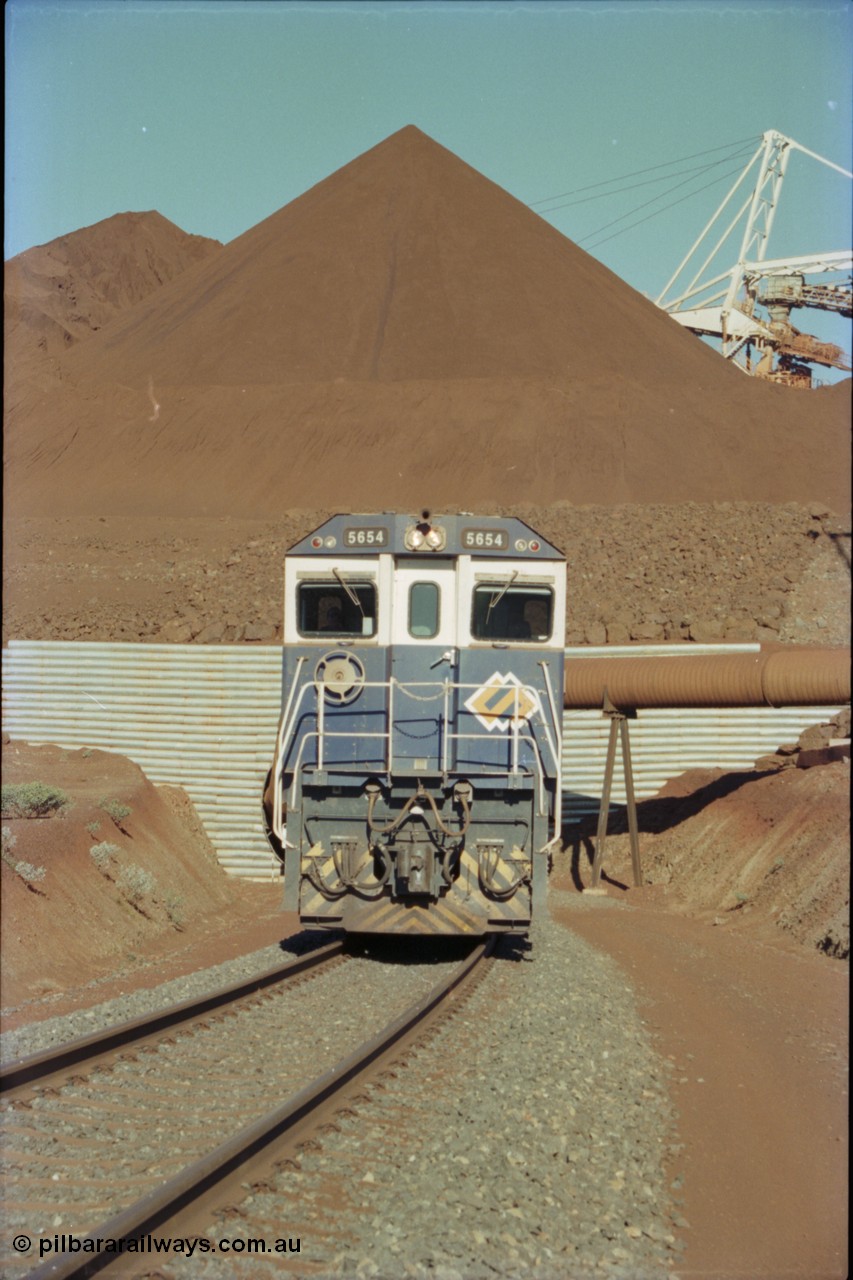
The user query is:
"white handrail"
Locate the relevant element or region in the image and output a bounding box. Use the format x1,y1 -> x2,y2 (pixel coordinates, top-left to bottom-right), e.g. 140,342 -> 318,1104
538,660 -> 563,845
280,677 -> 560,820
272,657 -> 308,839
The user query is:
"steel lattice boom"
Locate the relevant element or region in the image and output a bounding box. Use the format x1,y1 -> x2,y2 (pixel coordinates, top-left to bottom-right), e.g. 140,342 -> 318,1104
657,130 -> 852,386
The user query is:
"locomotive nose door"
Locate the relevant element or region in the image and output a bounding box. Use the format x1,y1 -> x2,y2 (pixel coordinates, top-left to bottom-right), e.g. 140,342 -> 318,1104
390,558 -> 457,772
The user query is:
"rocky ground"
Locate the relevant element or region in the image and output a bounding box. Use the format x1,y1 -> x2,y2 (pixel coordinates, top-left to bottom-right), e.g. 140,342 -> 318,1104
2,501 -> 850,649
553,711 -> 851,960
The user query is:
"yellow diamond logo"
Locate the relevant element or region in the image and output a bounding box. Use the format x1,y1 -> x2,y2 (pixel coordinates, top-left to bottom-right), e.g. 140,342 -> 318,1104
464,672 -> 541,732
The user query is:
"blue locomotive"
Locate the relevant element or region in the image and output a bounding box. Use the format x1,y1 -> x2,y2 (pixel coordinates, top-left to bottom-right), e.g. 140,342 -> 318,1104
264,512 -> 565,935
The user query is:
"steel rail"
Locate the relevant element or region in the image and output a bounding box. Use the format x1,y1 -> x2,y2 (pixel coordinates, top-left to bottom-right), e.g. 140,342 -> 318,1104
1,939 -> 345,1094
23,937 -> 492,1280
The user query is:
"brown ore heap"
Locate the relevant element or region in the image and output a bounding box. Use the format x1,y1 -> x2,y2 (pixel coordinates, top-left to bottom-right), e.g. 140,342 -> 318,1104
4,124 -> 850,519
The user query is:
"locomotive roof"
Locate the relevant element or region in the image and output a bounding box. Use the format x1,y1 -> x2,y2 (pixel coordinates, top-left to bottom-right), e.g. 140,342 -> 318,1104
287,513 -> 564,560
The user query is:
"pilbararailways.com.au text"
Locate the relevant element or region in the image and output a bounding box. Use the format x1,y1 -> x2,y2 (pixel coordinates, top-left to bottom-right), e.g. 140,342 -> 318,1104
14,1233 -> 301,1259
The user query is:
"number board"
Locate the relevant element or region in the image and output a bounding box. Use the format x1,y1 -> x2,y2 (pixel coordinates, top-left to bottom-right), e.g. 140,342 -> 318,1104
461,527 -> 509,550
343,526 -> 388,548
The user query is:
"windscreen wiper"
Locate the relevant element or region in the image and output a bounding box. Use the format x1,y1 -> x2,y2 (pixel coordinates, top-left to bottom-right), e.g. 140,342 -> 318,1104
333,567 -> 365,617
486,570 -> 519,625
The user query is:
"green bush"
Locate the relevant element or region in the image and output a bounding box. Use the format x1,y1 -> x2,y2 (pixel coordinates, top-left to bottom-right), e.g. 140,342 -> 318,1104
2,827 -> 46,886
90,841 -> 122,871
14,860 -> 46,886
99,799 -> 132,829
117,863 -> 156,904
165,891 -> 186,929
1,782 -> 70,818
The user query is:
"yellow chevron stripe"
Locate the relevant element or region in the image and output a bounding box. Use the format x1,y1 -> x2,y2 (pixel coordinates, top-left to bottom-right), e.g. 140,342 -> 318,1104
341,893 -> 488,936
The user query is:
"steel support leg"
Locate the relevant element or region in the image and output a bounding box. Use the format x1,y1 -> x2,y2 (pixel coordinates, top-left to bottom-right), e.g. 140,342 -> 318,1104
590,715 -> 619,888
620,716 -> 643,888
589,708 -> 643,890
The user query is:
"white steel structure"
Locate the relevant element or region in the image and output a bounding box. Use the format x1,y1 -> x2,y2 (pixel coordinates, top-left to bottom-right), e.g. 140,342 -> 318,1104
657,130 -> 852,385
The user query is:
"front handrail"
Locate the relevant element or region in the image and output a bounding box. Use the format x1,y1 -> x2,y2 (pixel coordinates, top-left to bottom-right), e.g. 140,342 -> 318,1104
277,675 -> 560,831
272,656 -> 308,840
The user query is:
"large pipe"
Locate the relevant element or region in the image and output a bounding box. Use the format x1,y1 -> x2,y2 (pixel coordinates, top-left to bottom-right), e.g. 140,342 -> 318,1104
563,647 -> 850,710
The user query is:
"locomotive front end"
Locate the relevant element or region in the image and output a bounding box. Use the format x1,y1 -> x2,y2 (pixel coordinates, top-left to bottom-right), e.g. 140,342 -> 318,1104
264,512 -> 566,936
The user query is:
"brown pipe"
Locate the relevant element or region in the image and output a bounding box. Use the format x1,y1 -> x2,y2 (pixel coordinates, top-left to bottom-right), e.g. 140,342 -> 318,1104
563,647 -> 851,710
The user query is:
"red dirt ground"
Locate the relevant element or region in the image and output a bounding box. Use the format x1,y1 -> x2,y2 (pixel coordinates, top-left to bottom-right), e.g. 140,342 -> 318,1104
0,741 -> 287,1018
559,896 -> 848,1280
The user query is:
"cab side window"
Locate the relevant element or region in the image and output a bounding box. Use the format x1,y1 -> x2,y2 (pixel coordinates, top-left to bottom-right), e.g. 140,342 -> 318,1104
297,582 -> 377,637
471,585 -> 553,642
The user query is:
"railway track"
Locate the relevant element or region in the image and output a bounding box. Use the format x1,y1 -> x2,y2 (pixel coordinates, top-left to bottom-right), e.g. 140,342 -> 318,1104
2,937 -> 492,1280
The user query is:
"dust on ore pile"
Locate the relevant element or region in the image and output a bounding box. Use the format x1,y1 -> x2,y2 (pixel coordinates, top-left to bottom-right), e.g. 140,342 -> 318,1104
171,920 -> 680,1280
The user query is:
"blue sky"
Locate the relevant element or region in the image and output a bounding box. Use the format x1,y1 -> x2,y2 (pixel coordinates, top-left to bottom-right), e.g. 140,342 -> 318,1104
5,0 -> 852,370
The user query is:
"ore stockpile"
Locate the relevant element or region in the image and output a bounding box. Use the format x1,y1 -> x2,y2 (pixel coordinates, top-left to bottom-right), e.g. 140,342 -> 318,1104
5,125 -> 850,521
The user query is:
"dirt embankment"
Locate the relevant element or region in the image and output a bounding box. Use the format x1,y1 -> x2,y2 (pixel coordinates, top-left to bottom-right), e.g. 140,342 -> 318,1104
554,710 -> 851,960
0,741 -> 277,1013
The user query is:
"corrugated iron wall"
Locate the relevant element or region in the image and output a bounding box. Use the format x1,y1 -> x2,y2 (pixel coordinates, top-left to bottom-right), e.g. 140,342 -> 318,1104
1,641 -> 282,878
2,641 -> 842,877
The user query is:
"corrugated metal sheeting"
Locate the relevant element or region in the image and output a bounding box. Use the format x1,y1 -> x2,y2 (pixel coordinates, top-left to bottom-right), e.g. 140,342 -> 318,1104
2,641 -> 282,878
2,641 -> 843,877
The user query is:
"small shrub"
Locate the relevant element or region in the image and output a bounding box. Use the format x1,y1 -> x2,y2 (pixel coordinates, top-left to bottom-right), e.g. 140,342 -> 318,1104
14,860 -> 46,886
1,782 -> 70,819
2,831 -> 46,887
117,863 -> 156,904
99,799 -> 132,829
90,841 -> 122,871
87,820 -> 102,837
165,891 -> 186,929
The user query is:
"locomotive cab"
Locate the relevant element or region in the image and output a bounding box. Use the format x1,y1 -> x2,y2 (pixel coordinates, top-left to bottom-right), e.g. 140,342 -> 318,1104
265,512 -> 566,936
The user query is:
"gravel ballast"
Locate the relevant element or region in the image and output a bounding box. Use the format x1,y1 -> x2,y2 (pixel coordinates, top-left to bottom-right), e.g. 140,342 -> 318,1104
0,931 -> 331,1062
3,915 -> 683,1279
183,914 -> 683,1279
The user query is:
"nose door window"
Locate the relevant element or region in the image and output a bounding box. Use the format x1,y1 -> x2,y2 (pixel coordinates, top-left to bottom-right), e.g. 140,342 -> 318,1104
408,581 -> 440,638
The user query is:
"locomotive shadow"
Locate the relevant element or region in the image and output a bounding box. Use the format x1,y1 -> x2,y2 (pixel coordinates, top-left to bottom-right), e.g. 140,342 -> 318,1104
561,768 -> 767,892
273,928 -> 530,965
343,933 -> 532,964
